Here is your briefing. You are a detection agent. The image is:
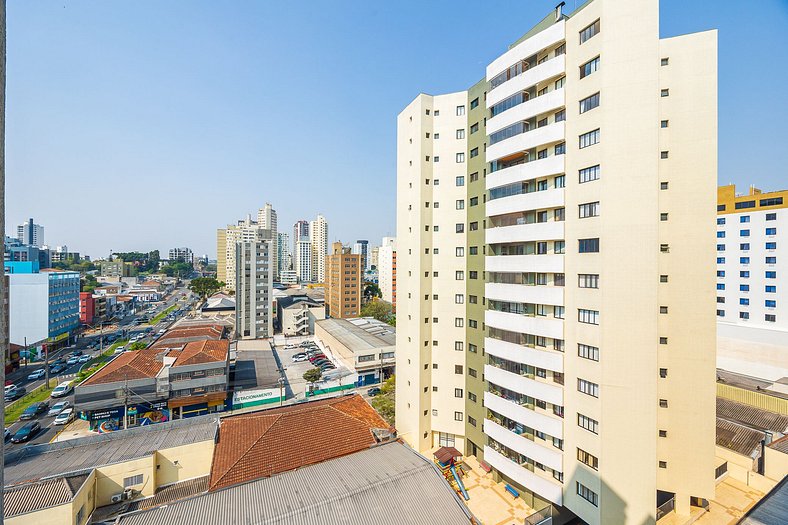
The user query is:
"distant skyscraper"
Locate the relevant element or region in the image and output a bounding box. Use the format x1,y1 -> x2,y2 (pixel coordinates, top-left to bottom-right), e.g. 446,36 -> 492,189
295,239 -> 312,283
258,203 -> 278,281
309,214 -> 328,283
235,229 -> 273,339
277,232 -> 291,278
326,242 -> 362,318
352,240 -> 369,272
17,218 -> 44,248
378,237 -> 396,307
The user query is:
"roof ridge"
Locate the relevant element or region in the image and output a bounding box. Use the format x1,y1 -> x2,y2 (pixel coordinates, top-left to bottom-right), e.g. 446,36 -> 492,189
329,395 -> 389,430
210,414 -> 283,489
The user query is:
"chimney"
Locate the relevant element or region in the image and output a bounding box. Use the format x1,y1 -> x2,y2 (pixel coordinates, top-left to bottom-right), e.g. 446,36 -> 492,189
555,2 -> 565,21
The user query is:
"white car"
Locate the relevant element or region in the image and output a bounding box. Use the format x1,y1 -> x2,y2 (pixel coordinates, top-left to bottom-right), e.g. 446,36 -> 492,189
53,408 -> 74,426
51,381 -> 74,398
78,355 -> 91,363
47,400 -> 71,417
66,357 -> 79,366
158,329 -> 166,335
27,369 -> 46,381
113,346 -> 126,355
284,344 -> 298,350
291,354 -> 308,362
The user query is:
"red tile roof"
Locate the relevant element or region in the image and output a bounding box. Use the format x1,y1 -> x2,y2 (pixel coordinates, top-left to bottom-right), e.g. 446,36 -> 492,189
172,340 -> 228,367
81,349 -> 165,386
209,394 -> 393,491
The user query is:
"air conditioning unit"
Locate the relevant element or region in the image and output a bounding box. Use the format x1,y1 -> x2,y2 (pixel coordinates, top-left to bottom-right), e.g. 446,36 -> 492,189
110,493 -> 124,504
123,488 -> 134,499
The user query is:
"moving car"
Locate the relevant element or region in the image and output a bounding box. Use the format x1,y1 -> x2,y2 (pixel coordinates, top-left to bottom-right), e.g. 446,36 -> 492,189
49,364 -> 66,375
54,408 -> 75,426
367,387 -> 382,397
71,350 -> 83,357
27,369 -> 46,381
20,402 -> 49,420
11,421 -> 41,443
66,356 -> 80,366
78,355 -> 91,363
48,400 -> 71,417
51,381 -> 74,398
113,346 -> 126,355
4,386 -> 26,402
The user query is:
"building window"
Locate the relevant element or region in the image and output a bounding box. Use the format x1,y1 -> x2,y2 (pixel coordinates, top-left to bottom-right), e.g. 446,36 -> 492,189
455,318 -> 464,327
455,365 -> 463,374
456,105 -> 465,116
766,314 -> 776,322
455,341 -> 464,351
659,461 -> 668,469
555,142 -> 566,155
579,238 -> 600,253
579,201 -> 600,218
454,411 -> 463,421
579,92 -> 600,113
740,229 -> 750,237
454,294 -> 464,304
456,152 -> 465,163
455,388 -> 463,398
555,109 -> 566,122
760,197 -> 783,207
468,416 -> 477,427
579,165 -> 600,183
578,274 -> 599,288
123,474 -> 144,488
766,228 -> 777,236
579,129 -> 600,149
660,368 -> 668,378
766,300 -> 777,308
735,200 -> 755,209
456,175 -> 465,186
469,368 -> 477,378
470,97 -> 479,109
578,343 -> 599,361
578,413 -> 598,434
578,309 -> 599,325
456,247 -> 464,257
470,122 -> 479,134
578,448 -> 599,470
661,120 -> 669,128
456,199 -> 465,210
661,151 -> 669,159
456,224 -> 465,234
578,378 -> 599,397
579,19 -> 600,44
766,213 -> 777,221
580,56 -> 600,79
659,399 -> 669,408
661,89 -> 669,97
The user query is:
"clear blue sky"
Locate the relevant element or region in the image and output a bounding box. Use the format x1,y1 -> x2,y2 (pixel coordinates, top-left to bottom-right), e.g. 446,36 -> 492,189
6,0 -> 788,259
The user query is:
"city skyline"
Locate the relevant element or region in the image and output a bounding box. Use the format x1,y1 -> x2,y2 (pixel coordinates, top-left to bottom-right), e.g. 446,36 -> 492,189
5,1 -> 787,257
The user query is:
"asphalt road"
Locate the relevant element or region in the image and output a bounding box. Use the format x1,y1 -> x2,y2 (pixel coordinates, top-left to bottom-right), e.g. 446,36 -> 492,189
4,283 -> 198,449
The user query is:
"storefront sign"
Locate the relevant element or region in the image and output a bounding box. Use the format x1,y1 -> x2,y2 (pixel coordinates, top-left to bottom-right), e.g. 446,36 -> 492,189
232,388 -> 281,407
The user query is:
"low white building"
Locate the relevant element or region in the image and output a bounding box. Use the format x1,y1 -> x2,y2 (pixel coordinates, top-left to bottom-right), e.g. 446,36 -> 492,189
278,295 -> 325,336
315,317 -> 395,387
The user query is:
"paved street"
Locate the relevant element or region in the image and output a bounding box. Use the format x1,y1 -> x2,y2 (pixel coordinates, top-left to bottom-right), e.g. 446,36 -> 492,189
4,282 -> 198,449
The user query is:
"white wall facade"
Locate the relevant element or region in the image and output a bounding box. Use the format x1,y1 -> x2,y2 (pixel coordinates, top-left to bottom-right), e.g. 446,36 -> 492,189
9,273 -> 49,345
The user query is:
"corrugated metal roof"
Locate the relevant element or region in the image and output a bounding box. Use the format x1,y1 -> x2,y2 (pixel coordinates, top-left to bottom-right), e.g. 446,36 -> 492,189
4,416 -> 218,487
738,474 -> 788,525
3,473 -> 90,518
316,317 -> 395,352
717,398 -> 788,434
115,442 -> 475,525
716,418 -> 764,458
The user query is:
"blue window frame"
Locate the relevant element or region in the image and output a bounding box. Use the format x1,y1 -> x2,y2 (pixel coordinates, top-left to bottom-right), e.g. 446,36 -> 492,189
717,257 -> 726,264
766,271 -> 777,279
717,218 -> 726,225
717,271 -> 725,277
740,230 -> 750,237
766,228 -> 777,235
740,216 -> 750,223
716,284 -> 725,290
740,243 -> 750,250
740,298 -> 749,305
765,300 -> 776,308
740,271 -> 750,278
740,284 -> 749,292
716,231 -> 725,238
766,242 -> 777,250
716,244 -> 725,251
766,257 -> 777,264
740,257 -> 750,264
766,286 -> 776,293
740,312 -> 749,319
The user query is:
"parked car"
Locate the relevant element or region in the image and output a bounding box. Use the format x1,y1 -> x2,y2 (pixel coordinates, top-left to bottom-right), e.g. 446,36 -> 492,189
5,386 -> 26,402
49,364 -> 66,375
78,355 -> 91,363
309,354 -> 327,362
27,369 -> 46,381
54,408 -> 75,426
291,354 -> 308,362
284,344 -> 298,350
51,381 -> 73,398
319,363 -> 335,371
11,421 -> 41,443
47,400 -> 71,417
20,402 -> 49,420
312,359 -> 329,367
367,387 -> 382,397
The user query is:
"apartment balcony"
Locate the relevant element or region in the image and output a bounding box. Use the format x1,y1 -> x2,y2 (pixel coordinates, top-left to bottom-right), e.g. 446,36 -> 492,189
484,418 -> 563,472
485,364 -> 563,407
487,122 -> 565,164
485,307 -> 563,340
485,254 -> 564,274
488,88 -> 565,137
487,186 -> 565,218
486,221 -> 564,245
484,390 -> 562,439
484,446 -> 563,505
488,154 -> 564,192
485,337 -> 563,373
487,23 -> 566,105
485,282 -> 563,308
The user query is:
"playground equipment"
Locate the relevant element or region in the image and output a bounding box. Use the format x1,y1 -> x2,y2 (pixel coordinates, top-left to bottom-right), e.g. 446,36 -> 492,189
434,446 -> 470,501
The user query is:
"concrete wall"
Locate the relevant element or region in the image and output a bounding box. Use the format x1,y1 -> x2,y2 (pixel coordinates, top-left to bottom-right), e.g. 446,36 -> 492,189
154,440 -> 215,487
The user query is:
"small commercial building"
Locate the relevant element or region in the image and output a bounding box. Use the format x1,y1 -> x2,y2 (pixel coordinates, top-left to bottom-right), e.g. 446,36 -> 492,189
315,317 -> 395,386
277,294 -> 325,336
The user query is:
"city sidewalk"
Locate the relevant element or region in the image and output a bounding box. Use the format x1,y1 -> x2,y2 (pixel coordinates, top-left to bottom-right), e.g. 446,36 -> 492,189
50,417 -> 94,442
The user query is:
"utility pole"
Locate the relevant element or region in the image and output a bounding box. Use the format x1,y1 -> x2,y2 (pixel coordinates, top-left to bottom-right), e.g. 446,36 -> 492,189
44,344 -> 50,388
278,376 -> 285,407
123,374 -> 129,430
1,0 -> 8,511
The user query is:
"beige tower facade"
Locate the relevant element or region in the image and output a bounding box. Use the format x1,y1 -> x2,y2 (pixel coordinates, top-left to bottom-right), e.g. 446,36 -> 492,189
325,242 -> 362,318
257,203 -> 278,282
395,1 -> 717,523
310,214 -> 328,283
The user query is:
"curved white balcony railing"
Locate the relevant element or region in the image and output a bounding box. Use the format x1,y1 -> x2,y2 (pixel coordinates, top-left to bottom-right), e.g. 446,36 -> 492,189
485,252 -> 564,274
483,446 -> 563,505
485,336 -> 564,373
484,391 -> 563,439
487,187 -> 565,218
485,282 -> 564,308
487,122 -> 565,164
485,309 -> 563,340
484,418 -> 563,472
488,88 -> 565,136
486,220 -> 564,245
487,155 -> 565,191
485,364 -> 564,407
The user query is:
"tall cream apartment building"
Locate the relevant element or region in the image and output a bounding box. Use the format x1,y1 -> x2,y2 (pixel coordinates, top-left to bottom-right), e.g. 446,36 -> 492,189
310,214 -> 329,283
217,204 -> 278,291
395,1 -> 717,523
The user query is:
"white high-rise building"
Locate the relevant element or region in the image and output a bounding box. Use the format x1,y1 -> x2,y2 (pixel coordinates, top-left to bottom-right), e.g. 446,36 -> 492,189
378,237 -> 397,306
309,214 -> 328,283
168,247 -> 194,264
295,239 -> 312,283
396,1 -> 717,523
17,218 -> 44,248
235,230 -> 273,339
352,240 -> 370,272
277,232 -> 291,278
258,203 -> 278,281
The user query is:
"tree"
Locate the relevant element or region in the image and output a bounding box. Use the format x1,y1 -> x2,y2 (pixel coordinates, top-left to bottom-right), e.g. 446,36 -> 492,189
363,283 -> 382,301
303,367 -> 322,384
161,261 -> 193,278
129,341 -> 147,351
81,274 -> 99,293
188,277 -> 224,299
361,299 -> 393,323
370,375 -> 395,426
